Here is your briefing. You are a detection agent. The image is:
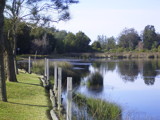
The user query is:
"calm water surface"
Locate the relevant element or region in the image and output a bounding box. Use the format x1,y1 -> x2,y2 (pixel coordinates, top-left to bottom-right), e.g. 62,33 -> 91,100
70,59 -> 160,120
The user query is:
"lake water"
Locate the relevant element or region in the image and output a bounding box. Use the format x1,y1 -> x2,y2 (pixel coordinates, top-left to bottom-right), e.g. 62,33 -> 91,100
67,59 -> 160,120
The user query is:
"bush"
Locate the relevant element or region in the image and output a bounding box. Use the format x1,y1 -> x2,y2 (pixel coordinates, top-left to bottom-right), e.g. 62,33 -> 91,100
116,47 -> 124,52
151,48 -> 158,52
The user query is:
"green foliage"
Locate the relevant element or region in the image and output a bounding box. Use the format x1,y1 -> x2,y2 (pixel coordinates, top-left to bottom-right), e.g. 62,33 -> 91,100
91,41 -> 102,51
75,31 -> 91,52
116,47 -> 125,52
5,15 -> 160,54
96,35 -> 117,52
143,25 -> 158,50
151,48 -> 158,52
30,27 -> 56,54
118,28 -> 141,50
97,35 -> 108,50
158,46 -> 160,52
106,37 -> 116,51
63,32 -> 76,52
54,30 -> 67,53
17,22 -> 32,54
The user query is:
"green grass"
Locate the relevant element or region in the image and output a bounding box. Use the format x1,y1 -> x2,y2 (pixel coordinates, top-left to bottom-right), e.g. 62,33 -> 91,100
73,93 -> 122,120
0,71 -> 50,120
31,59 -> 73,75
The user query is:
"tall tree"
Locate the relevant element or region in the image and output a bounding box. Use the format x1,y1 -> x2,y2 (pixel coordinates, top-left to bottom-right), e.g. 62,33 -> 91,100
106,37 -> 116,51
91,41 -> 101,51
143,25 -> 157,50
4,0 -> 79,81
0,0 -> 7,101
118,28 -> 141,50
63,32 -> 76,53
4,18 -> 17,82
30,26 -> 56,54
54,30 -> 68,53
16,22 -> 31,54
75,31 -> 91,52
97,35 -> 107,50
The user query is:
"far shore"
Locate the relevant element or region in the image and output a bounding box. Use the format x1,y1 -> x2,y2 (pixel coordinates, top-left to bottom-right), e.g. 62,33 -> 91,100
17,51 -> 160,60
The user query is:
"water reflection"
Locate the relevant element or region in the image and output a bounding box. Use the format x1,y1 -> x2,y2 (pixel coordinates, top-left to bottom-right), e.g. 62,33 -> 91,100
87,72 -> 103,93
117,60 -> 139,82
143,61 -> 157,85
75,59 -> 160,119
79,59 -> 160,86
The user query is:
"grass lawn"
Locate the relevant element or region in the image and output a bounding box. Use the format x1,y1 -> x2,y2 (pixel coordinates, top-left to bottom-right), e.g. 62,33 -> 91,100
0,71 -> 50,120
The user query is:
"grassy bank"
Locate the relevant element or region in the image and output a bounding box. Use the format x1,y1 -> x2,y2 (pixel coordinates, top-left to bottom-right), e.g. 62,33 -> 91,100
0,71 -> 50,120
64,51 -> 160,59
73,93 -> 121,120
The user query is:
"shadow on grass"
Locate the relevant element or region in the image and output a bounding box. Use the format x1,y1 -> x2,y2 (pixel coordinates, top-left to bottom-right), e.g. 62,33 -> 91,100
18,82 -> 41,87
8,101 -> 49,108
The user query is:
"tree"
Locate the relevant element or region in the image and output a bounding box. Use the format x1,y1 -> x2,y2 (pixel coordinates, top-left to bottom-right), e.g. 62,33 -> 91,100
5,0 -> 79,53
17,22 -> 31,54
118,28 -> 141,50
4,18 -> 17,82
63,32 -> 76,53
75,31 -> 91,52
156,33 -> 160,47
54,30 -> 68,53
143,25 -> 157,50
97,35 -> 107,50
91,41 -> 101,51
106,37 -> 116,51
30,26 -> 56,54
0,0 -> 7,101
4,0 -> 79,81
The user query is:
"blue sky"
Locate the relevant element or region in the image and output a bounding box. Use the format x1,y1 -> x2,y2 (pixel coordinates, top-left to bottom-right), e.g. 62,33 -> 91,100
54,0 -> 160,42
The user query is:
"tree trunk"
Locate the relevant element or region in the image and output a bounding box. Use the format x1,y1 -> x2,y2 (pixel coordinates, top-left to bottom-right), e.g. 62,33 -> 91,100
13,34 -> 18,74
4,37 -> 17,82
12,20 -> 19,75
0,0 -> 7,102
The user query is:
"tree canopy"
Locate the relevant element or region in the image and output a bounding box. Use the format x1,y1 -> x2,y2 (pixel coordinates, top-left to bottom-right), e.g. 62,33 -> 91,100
118,28 -> 141,50
143,25 -> 158,50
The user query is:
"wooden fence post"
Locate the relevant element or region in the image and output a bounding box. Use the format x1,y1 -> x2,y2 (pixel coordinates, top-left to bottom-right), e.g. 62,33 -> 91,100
58,67 -> 62,110
28,56 -> 31,74
67,77 -> 72,120
44,58 -> 47,77
54,63 -> 58,93
46,59 -> 49,81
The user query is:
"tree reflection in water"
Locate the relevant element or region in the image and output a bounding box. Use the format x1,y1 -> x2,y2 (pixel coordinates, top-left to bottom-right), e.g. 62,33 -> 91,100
87,72 -> 103,93
117,60 -> 139,82
143,61 -> 157,85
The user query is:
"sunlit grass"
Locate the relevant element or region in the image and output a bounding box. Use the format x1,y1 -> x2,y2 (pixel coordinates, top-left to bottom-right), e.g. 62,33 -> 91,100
0,72 -> 50,120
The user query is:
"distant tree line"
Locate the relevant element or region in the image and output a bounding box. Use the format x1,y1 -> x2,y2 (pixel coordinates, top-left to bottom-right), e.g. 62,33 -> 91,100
4,18 -> 92,55
5,19 -> 160,55
92,26 -> 160,52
